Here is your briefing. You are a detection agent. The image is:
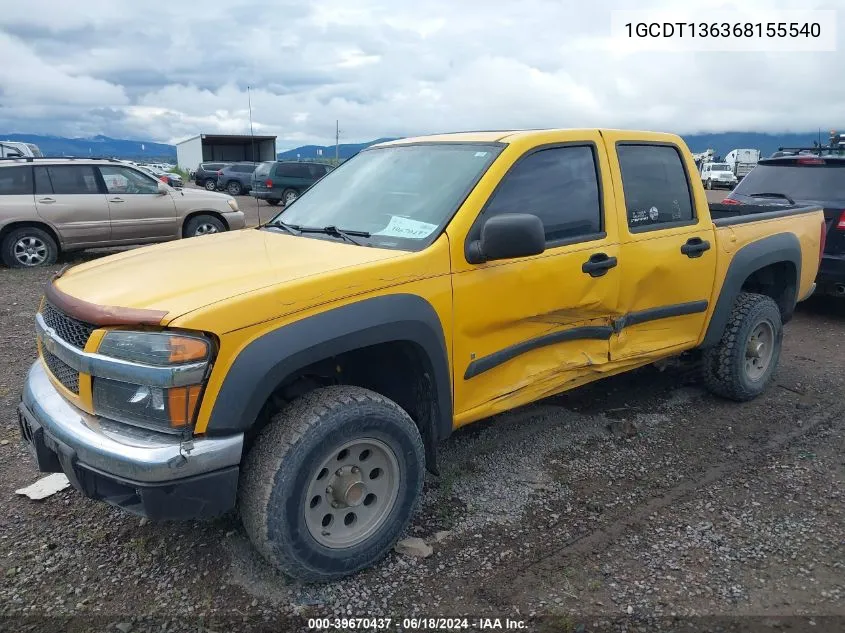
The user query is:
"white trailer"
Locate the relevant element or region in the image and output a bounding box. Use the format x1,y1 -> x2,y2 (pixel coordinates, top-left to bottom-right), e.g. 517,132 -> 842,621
724,148 -> 761,180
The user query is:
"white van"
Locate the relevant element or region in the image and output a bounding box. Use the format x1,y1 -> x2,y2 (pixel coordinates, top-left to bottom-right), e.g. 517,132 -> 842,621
0,141 -> 43,158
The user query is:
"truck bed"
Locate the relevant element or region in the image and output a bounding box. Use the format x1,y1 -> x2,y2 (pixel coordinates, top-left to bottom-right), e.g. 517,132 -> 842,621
709,203 -> 823,227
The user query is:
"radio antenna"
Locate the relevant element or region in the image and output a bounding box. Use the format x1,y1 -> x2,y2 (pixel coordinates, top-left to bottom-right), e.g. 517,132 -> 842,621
248,85 -> 261,227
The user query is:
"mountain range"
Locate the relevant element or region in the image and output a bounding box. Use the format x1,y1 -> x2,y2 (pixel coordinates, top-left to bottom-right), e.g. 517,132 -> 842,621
2,131 -> 837,163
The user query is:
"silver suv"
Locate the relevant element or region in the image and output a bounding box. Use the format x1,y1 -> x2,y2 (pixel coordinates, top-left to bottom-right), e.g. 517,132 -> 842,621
0,157 -> 246,267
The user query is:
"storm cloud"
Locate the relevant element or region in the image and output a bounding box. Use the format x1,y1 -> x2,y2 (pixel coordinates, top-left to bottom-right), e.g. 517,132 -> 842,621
0,0 -> 842,149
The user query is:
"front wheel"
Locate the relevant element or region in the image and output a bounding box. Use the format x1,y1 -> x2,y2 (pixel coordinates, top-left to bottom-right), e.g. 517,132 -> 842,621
703,292 -> 782,402
227,181 -> 243,196
705,179 -> 712,190
204,178 -> 217,191
184,214 -> 226,237
238,386 -> 425,582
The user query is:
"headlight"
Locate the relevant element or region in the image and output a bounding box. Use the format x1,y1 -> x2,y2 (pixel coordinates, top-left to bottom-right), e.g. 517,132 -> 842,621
227,198 -> 239,212
93,331 -> 212,432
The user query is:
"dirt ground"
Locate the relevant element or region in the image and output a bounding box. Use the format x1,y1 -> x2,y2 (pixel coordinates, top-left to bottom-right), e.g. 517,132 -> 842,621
0,223 -> 843,633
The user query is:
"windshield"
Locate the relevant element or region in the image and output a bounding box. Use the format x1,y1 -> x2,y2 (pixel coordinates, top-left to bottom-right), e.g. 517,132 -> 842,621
711,164 -> 730,171
734,163 -> 845,201
271,143 -> 502,250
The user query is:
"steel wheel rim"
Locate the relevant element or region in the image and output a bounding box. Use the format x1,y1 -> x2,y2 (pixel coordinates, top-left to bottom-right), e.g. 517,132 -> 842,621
284,191 -> 297,204
194,223 -> 219,236
305,438 -> 400,549
745,320 -> 775,381
13,236 -> 47,266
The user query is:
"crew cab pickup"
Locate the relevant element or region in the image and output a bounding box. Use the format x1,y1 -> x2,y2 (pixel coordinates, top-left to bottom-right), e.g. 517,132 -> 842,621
18,129 -> 825,582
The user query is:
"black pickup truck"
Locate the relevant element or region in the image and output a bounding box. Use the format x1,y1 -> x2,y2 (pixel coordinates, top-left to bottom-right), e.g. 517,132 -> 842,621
724,154 -> 845,298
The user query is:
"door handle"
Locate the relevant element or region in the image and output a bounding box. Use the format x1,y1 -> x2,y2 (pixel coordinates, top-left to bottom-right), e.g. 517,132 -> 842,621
108,197 -> 125,203
37,197 -> 55,204
681,237 -> 711,258
581,252 -> 618,277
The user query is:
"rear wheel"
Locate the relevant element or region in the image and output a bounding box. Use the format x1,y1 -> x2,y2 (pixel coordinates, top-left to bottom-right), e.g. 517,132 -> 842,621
204,178 -> 217,191
703,292 -> 782,401
282,188 -> 298,205
227,181 -> 243,196
238,385 -> 425,582
1,227 -> 58,268
184,214 -> 225,237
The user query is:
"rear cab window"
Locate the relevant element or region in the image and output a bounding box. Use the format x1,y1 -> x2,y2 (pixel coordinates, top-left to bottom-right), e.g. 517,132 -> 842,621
616,144 -> 695,231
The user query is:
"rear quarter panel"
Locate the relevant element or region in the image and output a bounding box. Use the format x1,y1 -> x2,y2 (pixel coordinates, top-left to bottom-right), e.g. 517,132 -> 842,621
702,211 -> 824,344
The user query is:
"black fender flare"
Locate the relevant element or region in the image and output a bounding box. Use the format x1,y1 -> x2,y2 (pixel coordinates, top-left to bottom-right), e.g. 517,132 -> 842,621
701,232 -> 801,348
204,293 -> 453,446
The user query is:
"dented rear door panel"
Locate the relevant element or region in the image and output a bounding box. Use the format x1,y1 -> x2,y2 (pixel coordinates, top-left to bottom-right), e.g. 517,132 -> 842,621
600,130 -> 718,361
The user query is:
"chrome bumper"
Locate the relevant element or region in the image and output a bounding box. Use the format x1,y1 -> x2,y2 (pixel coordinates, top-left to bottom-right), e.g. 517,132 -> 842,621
20,360 -> 243,484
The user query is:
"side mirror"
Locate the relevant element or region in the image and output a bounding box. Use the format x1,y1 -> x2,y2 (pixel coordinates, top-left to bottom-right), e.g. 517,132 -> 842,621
467,213 -> 545,264
157,181 -> 169,195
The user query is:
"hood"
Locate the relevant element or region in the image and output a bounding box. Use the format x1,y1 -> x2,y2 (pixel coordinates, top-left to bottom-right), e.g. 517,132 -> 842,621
173,186 -> 229,201
52,229 -> 405,324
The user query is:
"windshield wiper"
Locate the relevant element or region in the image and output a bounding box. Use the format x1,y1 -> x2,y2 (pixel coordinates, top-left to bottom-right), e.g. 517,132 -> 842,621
749,192 -> 796,205
264,220 -> 301,235
295,225 -> 371,246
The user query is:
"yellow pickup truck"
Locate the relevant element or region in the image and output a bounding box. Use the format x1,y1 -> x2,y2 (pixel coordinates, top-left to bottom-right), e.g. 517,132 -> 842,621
19,129 -> 825,582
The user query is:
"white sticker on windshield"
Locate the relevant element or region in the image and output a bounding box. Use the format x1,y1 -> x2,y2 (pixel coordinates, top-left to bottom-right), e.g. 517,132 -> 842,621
374,216 -> 438,240
474,152 -> 488,157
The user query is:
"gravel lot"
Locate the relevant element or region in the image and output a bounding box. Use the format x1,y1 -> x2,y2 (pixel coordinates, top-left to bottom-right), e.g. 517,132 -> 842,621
1,196 -> 843,632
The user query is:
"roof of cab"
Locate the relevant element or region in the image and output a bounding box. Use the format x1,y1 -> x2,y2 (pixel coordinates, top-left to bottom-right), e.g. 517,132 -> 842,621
371,128 -> 677,147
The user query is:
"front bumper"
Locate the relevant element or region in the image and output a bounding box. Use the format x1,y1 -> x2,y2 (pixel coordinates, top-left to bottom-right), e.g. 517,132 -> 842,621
18,361 -> 243,520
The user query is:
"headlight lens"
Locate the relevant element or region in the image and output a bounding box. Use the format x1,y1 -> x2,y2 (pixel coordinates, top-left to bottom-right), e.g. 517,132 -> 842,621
98,331 -> 210,365
227,198 -> 239,212
94,331 -> 212,432
93,378 -> 203,431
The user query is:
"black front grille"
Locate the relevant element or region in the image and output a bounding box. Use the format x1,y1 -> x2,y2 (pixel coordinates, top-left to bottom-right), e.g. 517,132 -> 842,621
40,302 -> 96,350
42,349 -> 80,394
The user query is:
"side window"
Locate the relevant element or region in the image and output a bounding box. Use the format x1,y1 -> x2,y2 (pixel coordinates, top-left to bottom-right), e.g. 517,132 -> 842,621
34,167 -> 53,194
482,146 -> 602,243
293,164 -> 313,179
275,164 -> 296,177
308,164 -> 326,178
236,164 -> 255,173
616,145 -> 694,230
98,166 -> 159,194
0,166 -> 33,195
46,166 -> 100,195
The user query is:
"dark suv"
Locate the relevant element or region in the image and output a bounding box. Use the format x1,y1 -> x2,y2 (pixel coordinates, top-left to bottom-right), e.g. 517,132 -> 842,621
724,154 -> 845,297
216,162 -> 259,196
194,162 -> 229,191
250,161 -> 332,206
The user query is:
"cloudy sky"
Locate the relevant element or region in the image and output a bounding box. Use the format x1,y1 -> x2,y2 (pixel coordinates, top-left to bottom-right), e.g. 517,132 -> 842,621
0,0 -> 842,149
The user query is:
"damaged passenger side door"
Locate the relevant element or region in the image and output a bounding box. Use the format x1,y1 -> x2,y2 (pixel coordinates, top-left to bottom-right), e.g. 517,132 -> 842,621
451,135 -> 621,424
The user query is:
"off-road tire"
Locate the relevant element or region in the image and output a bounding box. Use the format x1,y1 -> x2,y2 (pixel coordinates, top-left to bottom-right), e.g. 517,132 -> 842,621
703,292 -> 782,402
1,227 -> 58,268
238,385 -> 425,583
